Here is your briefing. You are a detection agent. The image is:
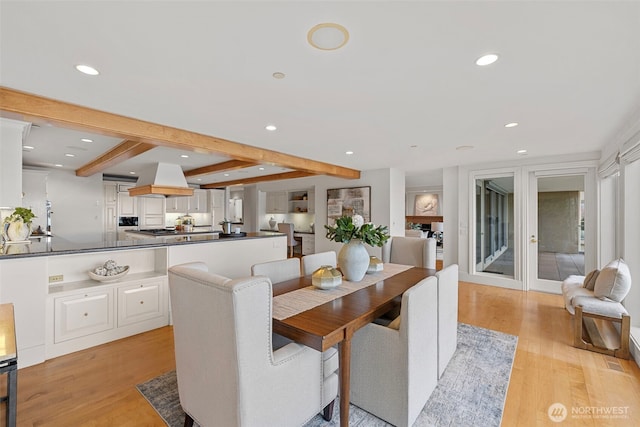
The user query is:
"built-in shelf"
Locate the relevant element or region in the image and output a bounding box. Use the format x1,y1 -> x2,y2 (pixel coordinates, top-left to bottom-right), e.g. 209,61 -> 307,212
49,271 -> 167,295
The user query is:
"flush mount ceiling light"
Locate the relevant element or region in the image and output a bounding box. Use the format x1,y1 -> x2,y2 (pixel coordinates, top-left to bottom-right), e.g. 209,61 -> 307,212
129,171 -> 136,175
456,145 -> 475,151
307,23 -> 349,51
345,150 -> 354,155
475,54 -> 499,66
64,153 -> 75,157
517,149 -> 528,155
265,124 -> 277,131
505,122 -> 519,128
81,138 -> 93,143
180,154 -> 189,158
258,167 -> 265,171
75,64 -> 99,75
54,164 -> 63,167
23,145 -> 34,150
272,72 -> 286,79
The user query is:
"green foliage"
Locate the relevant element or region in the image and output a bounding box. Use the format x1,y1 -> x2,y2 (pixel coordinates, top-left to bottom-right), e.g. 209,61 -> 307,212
3,207 -> 36,224
325,215 -> 390,247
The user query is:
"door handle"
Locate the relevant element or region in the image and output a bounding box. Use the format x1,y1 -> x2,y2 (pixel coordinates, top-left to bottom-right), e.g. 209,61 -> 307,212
530,235 -> 538,243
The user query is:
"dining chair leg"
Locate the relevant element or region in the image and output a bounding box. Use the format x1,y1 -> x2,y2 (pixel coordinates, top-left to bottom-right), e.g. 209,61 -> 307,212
322,399 -> 335,421
184,414 -> 194,427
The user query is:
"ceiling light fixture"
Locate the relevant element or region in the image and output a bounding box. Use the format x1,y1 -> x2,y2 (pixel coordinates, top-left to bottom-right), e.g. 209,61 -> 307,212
258,167 -> 265,171
517,149 -> 528,155
129,171 -> 136,175
265,124 -> 277,131
272,72 -> 286,79
307,23 -> 349,51
505,122 -> 519,128
64,153 -> 75,157
475,54 -> 499,66
75,64 -> 100,75
455,145 -> 475,151
345,151 -> 354,155
23,145 -> 34,150
81,138 -> 93,143
224,173 -> 230,177
180,154 -> 189,158
54,164 -> 63,167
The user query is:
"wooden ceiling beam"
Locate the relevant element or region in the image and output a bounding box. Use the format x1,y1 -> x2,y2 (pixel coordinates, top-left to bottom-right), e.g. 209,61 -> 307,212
201,171 -> 315,189
0,87 -> 360,179
184,160 -> 258,177
75,140 -> 156,177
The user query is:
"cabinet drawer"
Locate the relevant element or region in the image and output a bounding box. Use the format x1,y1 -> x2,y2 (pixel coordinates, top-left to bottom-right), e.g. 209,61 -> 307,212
55,289 -> 114,343
117,281 -> 162,327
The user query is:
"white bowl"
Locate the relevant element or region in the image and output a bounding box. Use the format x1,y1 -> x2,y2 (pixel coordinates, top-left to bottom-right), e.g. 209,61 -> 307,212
88,266 -> 130,282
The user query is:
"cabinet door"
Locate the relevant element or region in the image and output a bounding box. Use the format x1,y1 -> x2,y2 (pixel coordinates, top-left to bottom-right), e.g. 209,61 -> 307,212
143,197 -> 165,215
266,191 -> 287,213
307,190 -> 315,214
301,235 -> 315,255
117,281 -> 163,326
118,192 -> 138,216
166,196 -> 188,213
105,204 -> 117,232
189,190 -> 209,212
54,289 -> 114,343
104,183 -> 117,204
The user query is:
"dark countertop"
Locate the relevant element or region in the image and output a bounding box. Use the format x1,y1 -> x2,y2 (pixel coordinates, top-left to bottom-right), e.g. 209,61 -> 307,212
0,232 -> 283,260
260,229 -> 315,235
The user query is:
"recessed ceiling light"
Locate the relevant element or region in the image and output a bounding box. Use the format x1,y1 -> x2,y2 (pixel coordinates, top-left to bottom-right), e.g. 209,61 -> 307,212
517,149 -> 528,155
81,138 -> 93,143
224,173 -> 230,177
456,145 -> 475,151
180,154 -> 189,158
54,164 -> 63,167
258,167 -> 265,171
23,145 -> 34,150
129,171 -> 136,175
265,124 -> 277,131
505,122 -> 519,128
196,178 -> 202,181
475,54 -> 499,66
75,64 -> 100,75
345,151 -> 354,155
410,145 -> 418,148
64,153 -> 75,157
272,72 -> 286,79
308,23 -> 349,51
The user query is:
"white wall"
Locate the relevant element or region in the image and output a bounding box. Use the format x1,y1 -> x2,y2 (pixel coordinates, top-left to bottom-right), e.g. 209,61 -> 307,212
0,118 -> 28,209
46,169 -> 104,242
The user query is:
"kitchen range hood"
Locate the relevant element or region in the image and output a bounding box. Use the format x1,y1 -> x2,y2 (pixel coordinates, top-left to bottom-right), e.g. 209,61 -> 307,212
128,163 -> 194,197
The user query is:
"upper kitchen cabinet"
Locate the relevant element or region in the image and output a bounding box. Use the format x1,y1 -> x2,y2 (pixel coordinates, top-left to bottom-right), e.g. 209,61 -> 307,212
266,191 -> 287,214
117,185 -> 138,217
166,196 -> 188,213
139,197 -> 166,228
165,189 -> 208,213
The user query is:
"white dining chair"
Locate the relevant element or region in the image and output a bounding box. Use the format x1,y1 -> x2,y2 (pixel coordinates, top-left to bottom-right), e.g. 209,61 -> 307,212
435,264 -> 458,378
251,258 -> 301,284
382,236 -> 437,269
278,223 -> 299,257
168,262 -> 339,426
301,251 -> 337,276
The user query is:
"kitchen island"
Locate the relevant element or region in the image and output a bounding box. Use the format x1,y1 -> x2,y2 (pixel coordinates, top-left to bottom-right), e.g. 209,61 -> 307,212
0,232 -> 287,368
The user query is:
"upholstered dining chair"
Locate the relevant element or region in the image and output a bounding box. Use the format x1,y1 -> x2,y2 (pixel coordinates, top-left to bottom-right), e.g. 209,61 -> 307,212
301,251 -> 337,276
277,222 -> 299,257
382,235 -> 437,269
251,257 -> 301,284
168,262 -> 339,427
404,229 -> 425,238
435,264 -> 459,378
349,276 -> 439,427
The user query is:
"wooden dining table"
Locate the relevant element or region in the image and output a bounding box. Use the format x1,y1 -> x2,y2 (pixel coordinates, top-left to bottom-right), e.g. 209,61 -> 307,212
272,266 -> 436,427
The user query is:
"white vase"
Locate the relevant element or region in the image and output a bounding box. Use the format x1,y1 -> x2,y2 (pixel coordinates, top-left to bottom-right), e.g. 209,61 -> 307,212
338,239 -> 370,282
269,217 -> 277,230
3,221 -> 31,242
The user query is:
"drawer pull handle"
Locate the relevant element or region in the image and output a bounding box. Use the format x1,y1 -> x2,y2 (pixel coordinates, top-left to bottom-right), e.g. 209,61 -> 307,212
84,312 -> 88,317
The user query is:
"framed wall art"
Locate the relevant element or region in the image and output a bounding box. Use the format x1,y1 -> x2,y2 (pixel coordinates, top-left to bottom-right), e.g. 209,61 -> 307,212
326,186 -> 371,226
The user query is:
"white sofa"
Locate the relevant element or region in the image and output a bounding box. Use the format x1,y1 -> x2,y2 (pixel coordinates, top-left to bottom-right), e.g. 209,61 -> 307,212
561,258 -> 632,359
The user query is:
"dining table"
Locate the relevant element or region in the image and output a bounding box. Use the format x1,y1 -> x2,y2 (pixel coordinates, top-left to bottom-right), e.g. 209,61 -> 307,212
271,264 -> 436,427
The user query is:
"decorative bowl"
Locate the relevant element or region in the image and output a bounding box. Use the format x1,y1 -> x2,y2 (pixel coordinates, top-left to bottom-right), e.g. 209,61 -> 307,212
88,265 -> 130,282
312,265 -> 342,290
367,256 -> 384,273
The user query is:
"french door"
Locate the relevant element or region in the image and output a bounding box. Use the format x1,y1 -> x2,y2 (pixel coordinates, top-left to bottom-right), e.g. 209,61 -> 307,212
527,169 -> 595,293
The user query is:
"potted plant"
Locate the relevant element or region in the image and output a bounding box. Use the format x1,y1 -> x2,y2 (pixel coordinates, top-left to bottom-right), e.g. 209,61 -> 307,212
2,207 -> 36,242
325,214 -> 389,281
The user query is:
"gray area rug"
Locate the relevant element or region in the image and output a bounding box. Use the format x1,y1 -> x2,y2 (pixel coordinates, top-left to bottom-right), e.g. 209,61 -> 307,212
137,323 -> 517,427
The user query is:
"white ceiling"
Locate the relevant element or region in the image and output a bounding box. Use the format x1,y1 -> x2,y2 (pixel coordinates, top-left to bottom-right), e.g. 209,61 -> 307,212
2,1 -> 640,187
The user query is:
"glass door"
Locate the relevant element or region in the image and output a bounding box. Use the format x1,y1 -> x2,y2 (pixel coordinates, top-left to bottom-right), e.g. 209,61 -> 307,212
528,173 -> 587,292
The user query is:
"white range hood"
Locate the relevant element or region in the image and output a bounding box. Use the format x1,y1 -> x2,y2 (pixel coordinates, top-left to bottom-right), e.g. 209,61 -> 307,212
128,162 -> 194,197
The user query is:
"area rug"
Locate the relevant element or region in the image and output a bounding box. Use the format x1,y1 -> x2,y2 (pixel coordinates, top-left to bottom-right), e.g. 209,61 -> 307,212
137,323 -> 517,427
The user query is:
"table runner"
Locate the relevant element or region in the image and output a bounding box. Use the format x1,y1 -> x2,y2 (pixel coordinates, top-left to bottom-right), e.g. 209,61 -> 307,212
273,263 -> 412,320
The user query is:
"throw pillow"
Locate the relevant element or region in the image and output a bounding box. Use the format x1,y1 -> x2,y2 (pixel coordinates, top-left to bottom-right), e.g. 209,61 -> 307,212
583,269 -> 600,291
593,258 -> 632,302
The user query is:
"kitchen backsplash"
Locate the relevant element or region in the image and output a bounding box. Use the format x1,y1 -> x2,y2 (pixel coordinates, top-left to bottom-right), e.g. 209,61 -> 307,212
264,213 -> 315,233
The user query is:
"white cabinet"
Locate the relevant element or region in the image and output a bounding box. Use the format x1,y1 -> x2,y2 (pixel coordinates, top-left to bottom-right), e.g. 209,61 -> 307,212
211,189 -> 225,225
117,280 -> 163,326
189,189 -> 209,212
104,183 -> 118,234
307,190 -> 315,214
104,183 -> 117,204
166,196 -> 188,213
118,191 -> 138,217
54,289 -> 114,343
266,191 -> 287,213
295,233 -> 315,255
139,197 -> 166,228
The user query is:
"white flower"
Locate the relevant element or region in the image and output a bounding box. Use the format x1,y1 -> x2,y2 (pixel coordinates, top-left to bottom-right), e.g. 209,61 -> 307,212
352,214 -> 364,228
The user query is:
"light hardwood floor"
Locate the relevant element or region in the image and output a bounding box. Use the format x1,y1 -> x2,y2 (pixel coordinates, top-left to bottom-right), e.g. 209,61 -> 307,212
7,281 -> 640,426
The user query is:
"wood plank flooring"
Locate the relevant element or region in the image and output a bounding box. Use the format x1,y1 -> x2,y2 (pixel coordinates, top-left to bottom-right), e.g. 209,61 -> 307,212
7,281 -> 640,426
